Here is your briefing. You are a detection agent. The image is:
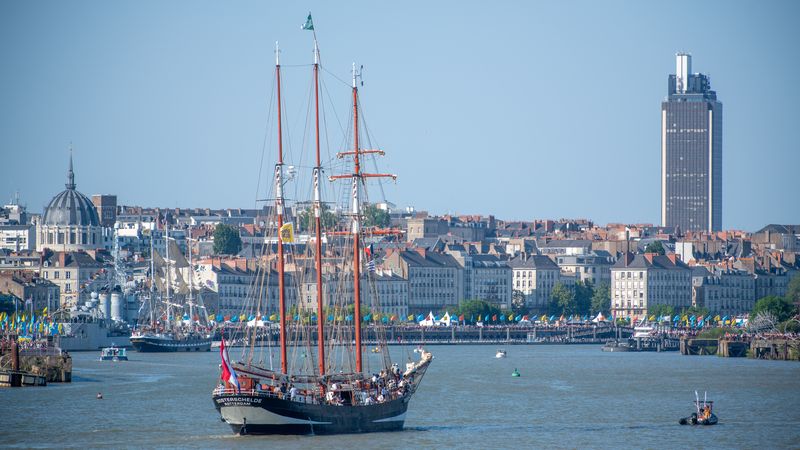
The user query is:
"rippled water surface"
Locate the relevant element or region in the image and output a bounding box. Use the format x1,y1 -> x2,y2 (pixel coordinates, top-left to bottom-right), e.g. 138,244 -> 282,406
2,345 -> 799,449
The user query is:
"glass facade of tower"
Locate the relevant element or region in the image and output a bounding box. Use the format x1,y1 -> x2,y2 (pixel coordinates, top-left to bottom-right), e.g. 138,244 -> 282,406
661,57 -> 722,233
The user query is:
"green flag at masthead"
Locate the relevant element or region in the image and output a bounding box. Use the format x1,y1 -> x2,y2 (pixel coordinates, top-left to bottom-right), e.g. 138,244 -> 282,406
302,14 -> 314,31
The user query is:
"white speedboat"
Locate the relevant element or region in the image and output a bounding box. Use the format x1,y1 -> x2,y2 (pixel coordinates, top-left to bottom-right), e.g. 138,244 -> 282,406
496,350 -> 507,358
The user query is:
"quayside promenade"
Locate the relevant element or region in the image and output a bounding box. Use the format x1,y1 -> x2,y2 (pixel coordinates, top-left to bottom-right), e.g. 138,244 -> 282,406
218,324 -> 635,346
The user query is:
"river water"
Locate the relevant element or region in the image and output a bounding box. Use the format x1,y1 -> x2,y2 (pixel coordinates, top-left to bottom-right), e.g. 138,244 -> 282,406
1,344 -> 798,449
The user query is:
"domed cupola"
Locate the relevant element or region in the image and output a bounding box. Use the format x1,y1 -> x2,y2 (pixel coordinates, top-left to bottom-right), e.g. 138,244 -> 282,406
42,151 -> 100,227
36,149 -> 104,253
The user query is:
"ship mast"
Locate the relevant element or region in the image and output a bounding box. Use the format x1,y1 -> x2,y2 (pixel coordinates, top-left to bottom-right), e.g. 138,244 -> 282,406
330,63 -> 396,373
165,221 -> 171,328
274,42 -> 288,375
350,65 -> 363,373
149,220 -> 155,327
187,236 -> 194,324
312,39 -> 326,375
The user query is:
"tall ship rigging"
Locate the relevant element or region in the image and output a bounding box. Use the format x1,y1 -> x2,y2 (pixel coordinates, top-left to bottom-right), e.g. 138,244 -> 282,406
212,20 -> 433,435
130,224 -> 212,352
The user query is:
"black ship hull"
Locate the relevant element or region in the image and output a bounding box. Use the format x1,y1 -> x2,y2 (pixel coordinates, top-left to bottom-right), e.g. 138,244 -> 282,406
212,392 -> 410,435
130,334 -> 211,352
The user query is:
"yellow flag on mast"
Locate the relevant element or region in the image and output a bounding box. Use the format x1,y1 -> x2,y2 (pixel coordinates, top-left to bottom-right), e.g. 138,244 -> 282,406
279,223 -> 295,243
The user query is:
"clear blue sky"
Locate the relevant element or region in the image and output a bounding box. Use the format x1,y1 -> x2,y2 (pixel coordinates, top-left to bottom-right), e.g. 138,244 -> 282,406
1,0 -> 798,231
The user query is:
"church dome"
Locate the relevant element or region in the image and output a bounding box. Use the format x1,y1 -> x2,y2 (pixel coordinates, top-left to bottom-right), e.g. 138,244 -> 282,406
42,153 -> 100,227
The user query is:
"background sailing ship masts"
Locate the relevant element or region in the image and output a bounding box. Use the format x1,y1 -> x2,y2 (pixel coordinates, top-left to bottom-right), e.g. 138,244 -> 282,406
149,221 -> 155,326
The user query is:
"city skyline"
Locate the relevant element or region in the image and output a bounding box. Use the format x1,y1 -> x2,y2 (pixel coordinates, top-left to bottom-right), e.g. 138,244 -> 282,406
1,1 -> 799,231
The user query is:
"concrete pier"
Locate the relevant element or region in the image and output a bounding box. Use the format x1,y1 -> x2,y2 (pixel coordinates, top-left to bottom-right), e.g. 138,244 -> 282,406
680,338 -> 719,356
718,339 -> 749,358
680,336 -> 799,360
19,351 -> 73,382
751,339 -> 800,361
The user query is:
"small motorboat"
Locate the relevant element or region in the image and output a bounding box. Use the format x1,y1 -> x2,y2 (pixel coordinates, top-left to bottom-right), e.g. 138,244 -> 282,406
100,345 -> 128,361
679,393 -> 717,426
496,349 -> 507,358
601,339 -> 633,352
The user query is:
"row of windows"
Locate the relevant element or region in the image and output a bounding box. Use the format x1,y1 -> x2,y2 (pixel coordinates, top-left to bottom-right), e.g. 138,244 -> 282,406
665,128 -> 707,133
410,281 -> 455,288
41,230 -> 98,246
614,271 -> 690,282
43,270 -> 71,280
704,289 -> 754,300
515,270 -> 557,279
408,292 -> 456,300
614,301 -> 644,308
615,271 -> 644,279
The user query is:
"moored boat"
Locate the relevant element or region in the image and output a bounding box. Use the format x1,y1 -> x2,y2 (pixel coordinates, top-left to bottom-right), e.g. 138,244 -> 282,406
130,331 -> 211,352
131,214 -> 212,353
496,349 -> 507,358
602,339 -> 633,352
633,325 -> 655,338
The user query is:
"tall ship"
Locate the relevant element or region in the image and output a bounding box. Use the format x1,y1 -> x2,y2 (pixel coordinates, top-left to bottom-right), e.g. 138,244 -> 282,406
212,19 -> 433,435
130,225 -> 212,352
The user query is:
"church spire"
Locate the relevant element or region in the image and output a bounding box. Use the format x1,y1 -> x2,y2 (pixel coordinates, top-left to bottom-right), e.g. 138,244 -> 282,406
66,144 -> 76,190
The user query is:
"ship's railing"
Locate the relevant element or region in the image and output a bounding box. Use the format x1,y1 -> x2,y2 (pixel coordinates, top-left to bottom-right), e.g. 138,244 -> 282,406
213,386 -> 321,404
213,382 -> 412,406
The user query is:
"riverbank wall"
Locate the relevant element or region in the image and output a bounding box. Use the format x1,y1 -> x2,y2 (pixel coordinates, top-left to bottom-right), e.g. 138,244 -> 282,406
680,337 -> 800,361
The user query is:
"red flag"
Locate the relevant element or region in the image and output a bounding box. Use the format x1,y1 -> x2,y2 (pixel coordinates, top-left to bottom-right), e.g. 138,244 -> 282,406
220,337 -> 240,392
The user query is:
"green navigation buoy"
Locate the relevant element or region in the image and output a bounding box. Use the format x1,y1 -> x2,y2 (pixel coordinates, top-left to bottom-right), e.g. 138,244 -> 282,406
511,368 -> 521,377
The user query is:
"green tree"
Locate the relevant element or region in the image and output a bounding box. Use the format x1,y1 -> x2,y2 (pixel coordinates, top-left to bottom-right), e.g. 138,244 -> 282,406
786,273 -> 800,306
362,204 -> 390,228
644,240 -> 666,255
345,303 -> 371,318
511,290 -> 528,315
456,299 -> 501,322
297,204 -> 338,233
779,320 -> 800,333
752,295 -> 796,323
591,282 -> 611,315
648,303 -> 675,320
697,327 -> 739,339
681,306 -> 709,318
213,223 -> 242,255
550,282 -> 576,316
574,281 -> 594,316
